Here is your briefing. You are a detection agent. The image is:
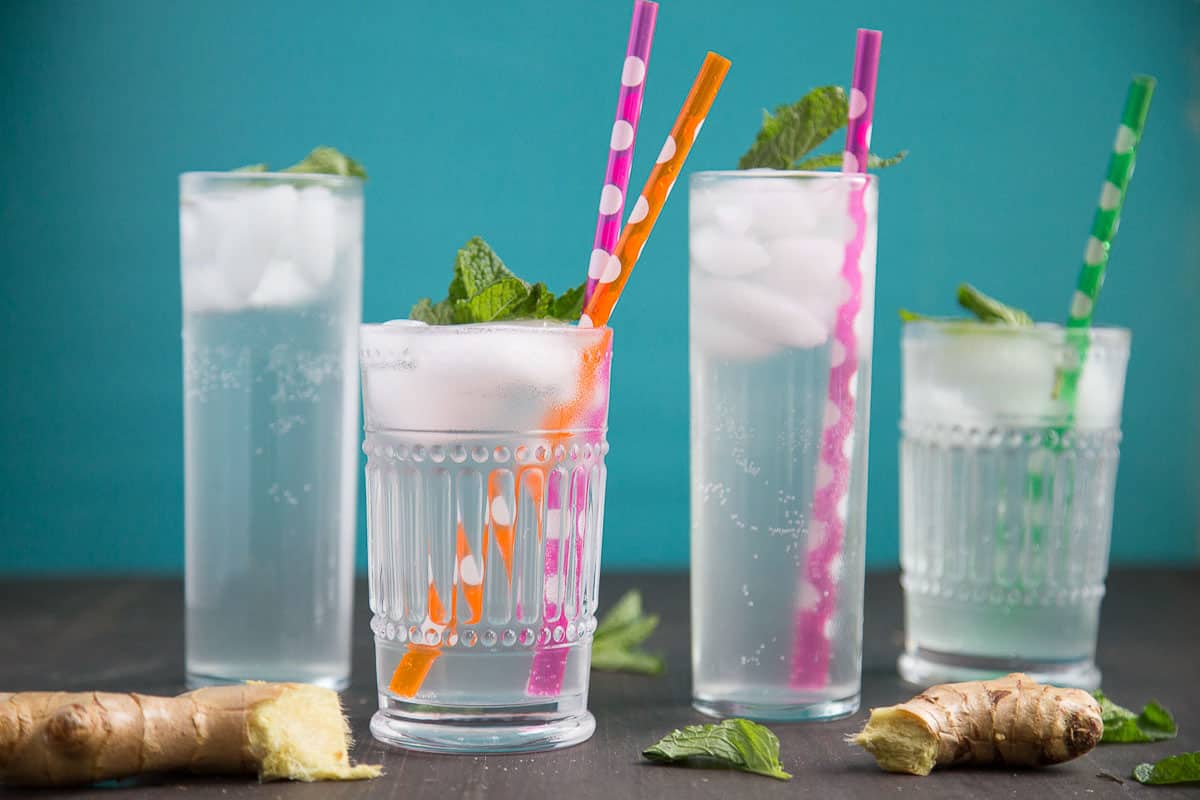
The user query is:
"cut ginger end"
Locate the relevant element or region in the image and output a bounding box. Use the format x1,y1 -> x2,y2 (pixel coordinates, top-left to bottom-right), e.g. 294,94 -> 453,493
851,708 -> 939,776
247,685 -> 381,782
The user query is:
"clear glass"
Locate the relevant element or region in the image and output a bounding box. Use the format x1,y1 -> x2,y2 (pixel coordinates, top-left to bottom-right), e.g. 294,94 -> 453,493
689,171 -> 878,720
360,321 -> 612,753
899,322 -> 1131,689
181,172 -> 363,689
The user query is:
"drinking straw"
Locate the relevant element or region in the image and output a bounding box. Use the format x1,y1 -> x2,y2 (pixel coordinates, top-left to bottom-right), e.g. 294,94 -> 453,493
581,51 -> 732,328
585,0 -> 659,305
789,29 -> 881,690
1056,75 -> 1155,408
527,333 -> 614,695
1020,75 -> 1154,577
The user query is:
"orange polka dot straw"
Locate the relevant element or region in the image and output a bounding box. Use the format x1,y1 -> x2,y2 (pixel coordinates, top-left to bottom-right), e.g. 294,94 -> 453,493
581,51 -> 730,329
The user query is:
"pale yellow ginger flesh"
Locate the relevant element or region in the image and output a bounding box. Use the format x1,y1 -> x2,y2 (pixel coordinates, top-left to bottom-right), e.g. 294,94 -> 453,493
0,683 -> 380,787
851,673 -> 1103,776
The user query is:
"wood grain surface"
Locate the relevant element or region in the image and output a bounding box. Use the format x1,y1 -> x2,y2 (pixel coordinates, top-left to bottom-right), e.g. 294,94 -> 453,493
0,570 -> 1195,799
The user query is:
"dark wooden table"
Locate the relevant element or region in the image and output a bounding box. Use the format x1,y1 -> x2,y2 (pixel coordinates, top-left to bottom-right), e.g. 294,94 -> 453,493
1,570 -> 1196,798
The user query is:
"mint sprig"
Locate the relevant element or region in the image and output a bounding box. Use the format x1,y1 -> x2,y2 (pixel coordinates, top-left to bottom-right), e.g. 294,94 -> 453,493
233,146 -> 367,178
956,283 -> 1033,325
737,86 -> 907,171
1133,752 -> 1200,785
1094,690 -> 1178,744
590,589 -> 664,676
643,719 -> 792,780
410,237 -> 585,325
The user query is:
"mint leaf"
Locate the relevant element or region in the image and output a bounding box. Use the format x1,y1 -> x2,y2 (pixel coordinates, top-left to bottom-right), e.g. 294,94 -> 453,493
738,86 -> 848,170
282,146 -> 367,178
792,150 -> 909,171
899,308 -> 932,322
551,282 -> 587,321
233,162 -> 269,173
1094,691 -> 1178,743
451,277 -> 529,323
410,237 -> 588,325
1133,753 -> 1200,784
409,297 -> 454,325
449,237 -> 519,301
956,283 -> 1033,325
590,590 -> 664,676
644,719 -> 792,780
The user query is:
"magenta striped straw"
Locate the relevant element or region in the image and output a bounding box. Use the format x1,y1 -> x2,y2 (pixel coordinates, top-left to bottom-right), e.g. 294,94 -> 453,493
790,28 -> 881,689
527,1 -> 657,697
584,0 -> 659,304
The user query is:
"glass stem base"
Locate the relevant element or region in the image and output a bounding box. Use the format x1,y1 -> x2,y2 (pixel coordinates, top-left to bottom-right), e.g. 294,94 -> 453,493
370,698 -> 595,754
692,693 -> 859,722
898,649 -> 1101,690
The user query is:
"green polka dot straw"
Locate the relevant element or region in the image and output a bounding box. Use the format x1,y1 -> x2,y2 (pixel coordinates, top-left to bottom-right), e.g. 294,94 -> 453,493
1058,75 -> 1155,408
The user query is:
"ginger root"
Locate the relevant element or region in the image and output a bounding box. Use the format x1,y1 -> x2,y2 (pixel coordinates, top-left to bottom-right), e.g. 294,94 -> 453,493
0,683 -> 381,787
852,673 -> 1102,776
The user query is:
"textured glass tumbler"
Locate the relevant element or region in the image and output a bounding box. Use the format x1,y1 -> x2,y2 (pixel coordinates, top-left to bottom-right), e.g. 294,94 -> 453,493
899,322 -> 1131,690
181,172 -> 363,689
690,171 -> 878,721
361,322 -> 612,753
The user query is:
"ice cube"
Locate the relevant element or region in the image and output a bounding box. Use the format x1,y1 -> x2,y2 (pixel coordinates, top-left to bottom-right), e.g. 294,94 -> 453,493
287,186 -> 337,287
182,265 -> 242,313
692,274 -> 828,354
690,227 -> 770,277
690,309 -> 779,361
759,237 -> 846,333
248,259 -> 318,307
334,192 -> 364,262
213,184 -> 297,301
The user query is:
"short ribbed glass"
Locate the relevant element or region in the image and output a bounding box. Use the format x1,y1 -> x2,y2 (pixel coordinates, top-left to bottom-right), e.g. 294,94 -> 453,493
360,322 -> 612,753
899,322 -> 1130,689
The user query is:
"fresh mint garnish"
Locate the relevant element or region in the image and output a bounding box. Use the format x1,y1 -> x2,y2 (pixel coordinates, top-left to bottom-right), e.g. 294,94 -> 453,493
793,151 -> 909,171
957,283 -> 1033,325
410,237 -> 586,325
231,147 -> 367,179
591,589 -> 664,676
900,284 -> 1033,326
643,719 -> 792,780
1093,690 -> 1178,743
283,146 -> 367,178
737,86 -> 907,171
1133,752 -> 1200,785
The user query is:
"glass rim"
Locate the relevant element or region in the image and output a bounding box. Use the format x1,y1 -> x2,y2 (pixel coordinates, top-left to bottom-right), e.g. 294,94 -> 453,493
901,320 -> 1130,347
690,169 -> 875,184
180,171 -> 363,189
361,321 -> 609,337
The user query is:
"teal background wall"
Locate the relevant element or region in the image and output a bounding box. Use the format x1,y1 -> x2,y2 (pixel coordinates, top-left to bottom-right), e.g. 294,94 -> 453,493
1,0 -> 1197,573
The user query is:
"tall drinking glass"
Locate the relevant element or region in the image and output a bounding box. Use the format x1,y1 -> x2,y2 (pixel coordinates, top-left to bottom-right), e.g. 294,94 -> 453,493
361,321 -> 612,753
180,172 -> 363,689
689,171 -> 878,720
899,322 -> 1130,689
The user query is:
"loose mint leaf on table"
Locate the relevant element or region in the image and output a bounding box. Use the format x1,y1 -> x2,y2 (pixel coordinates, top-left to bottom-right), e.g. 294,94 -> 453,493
591,589 -> 664,676
410,236 -> 587,324
1093,690 -> 1178,743
1133,752 -> 1200,785
643,719 -> 792,780
792,150 -> 909,171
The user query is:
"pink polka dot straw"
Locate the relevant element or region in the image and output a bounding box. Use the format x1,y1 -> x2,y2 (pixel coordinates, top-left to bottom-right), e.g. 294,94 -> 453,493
584,0 -> 659,306
790,28 -> 881,690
